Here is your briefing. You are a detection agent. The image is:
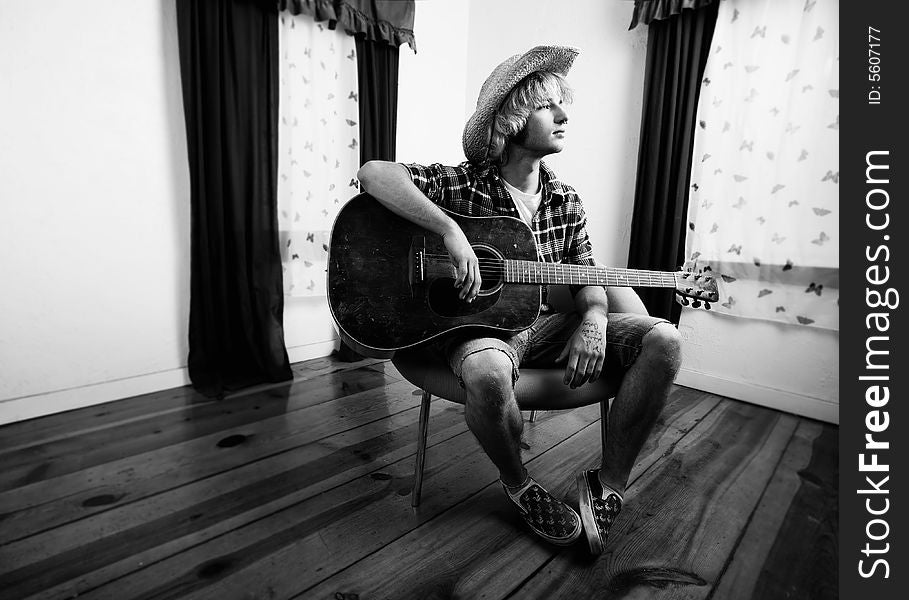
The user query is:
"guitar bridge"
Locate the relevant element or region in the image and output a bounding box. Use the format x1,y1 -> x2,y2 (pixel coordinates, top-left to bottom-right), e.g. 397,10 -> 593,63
410,235 -> 426,288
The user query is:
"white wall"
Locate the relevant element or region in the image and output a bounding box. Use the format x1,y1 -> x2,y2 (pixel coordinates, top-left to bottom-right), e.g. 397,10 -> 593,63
0,0 -> 192,423
283,296 -> 338,364
0,1 -> 340,425
397,1 -> 471,165
678,309 -> 839,423
463,0 -> 647,268
312,0 -> 650,366
299,0 -> 650,373
1,1 -> 834,426
398,0 -> 648,269
401,0 -> 840,423
0,0 -> 648,423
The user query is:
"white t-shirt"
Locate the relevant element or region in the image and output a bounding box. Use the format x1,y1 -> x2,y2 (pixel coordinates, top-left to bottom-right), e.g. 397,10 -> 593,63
501,177 -> 542,226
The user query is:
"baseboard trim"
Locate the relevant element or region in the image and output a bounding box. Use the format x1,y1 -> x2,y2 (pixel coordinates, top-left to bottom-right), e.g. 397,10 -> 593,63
0,340 -> 340,426
0,368 -> 192,426
287,339 -> 338,364
676,368 -> 838,424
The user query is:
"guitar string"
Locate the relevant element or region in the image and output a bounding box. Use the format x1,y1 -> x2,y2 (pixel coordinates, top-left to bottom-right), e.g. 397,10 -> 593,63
415,258 -> 709,296
420,254 -> 679,272
437,268 -> 678,282
417,255 -> 685,287
420,252 -> 684,274
421,272 -> 677,284
420,254 -> 681,279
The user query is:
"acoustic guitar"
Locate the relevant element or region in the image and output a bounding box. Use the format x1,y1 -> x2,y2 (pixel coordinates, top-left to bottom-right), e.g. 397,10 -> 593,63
328,194 -> 718,357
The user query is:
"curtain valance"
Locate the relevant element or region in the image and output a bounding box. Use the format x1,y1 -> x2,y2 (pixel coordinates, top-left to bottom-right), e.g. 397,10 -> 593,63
279,0 -> 416,51
628,0 -> 718,30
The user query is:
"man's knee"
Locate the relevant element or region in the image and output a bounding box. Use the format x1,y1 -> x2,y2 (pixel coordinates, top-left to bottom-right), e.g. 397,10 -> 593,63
460,349 -> 515,402
642,323 -> 682,376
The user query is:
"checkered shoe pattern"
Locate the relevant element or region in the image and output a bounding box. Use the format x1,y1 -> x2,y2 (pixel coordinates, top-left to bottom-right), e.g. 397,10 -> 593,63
577,469 -> 623,555
504,477 -> 582,546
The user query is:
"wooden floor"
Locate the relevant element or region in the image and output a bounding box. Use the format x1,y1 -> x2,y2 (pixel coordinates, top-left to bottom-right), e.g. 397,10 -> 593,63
0,355 -> 837,600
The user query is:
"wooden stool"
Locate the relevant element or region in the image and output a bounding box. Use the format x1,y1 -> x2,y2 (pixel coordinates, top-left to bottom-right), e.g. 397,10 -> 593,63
392,348 -> 618,507
387,285 -> 650,506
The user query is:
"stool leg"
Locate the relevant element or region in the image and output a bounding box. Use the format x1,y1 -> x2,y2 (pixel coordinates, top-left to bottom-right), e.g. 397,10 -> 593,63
412,390 -> 432,507
528,410 -> 537,423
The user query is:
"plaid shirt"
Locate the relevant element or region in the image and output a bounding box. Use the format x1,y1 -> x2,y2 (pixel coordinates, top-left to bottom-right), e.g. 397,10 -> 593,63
404,161 -> 596,272
404,161 -> 599,299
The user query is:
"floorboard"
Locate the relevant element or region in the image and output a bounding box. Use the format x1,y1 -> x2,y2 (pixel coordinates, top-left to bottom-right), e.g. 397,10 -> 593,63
0,371 -> 402,543
0,368 -> 397,491
508,401 -> 799,600
302,389 -> 720,600
0,356 -> 838,600
0,357 -> 383,455
748,422 -> 838,600
82,405 -> 601,600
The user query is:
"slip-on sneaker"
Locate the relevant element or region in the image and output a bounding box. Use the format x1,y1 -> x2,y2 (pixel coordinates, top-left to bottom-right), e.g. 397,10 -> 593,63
577,468 -> 623,555
503,476 -> 582,546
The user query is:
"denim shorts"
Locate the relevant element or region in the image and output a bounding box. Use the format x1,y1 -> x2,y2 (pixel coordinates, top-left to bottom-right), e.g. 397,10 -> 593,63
437,312 -> 671,387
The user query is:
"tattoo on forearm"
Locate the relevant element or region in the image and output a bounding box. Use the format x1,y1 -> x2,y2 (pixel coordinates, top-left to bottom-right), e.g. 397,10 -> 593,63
580,320 -> 604,352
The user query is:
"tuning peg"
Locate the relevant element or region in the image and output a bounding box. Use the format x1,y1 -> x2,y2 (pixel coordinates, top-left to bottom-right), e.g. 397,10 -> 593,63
678,296 -> 690,306
704,302 -> 711,310
692,300 -> 702,308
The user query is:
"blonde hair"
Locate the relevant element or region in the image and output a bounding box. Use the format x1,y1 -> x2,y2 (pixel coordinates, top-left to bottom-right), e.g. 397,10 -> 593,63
486,71 -> 574,166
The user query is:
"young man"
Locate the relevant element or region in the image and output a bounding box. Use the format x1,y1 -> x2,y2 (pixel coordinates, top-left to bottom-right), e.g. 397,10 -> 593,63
357,46 -> 682,554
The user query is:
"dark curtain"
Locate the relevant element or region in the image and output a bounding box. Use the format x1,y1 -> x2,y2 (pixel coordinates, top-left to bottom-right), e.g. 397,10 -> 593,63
626,0 -> 719,323
177,0 -> 292,396
627,0 -> 717,30
355,37 -> 400,164
330,36 -> 400,363
279,0 -> 417,51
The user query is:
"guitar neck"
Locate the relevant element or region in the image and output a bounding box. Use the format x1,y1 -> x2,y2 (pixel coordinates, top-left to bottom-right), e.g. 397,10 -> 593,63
505,260 -> 677,288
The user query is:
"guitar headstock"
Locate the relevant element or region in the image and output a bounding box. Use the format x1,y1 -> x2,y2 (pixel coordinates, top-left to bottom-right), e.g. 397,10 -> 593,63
674,268 -> 719,309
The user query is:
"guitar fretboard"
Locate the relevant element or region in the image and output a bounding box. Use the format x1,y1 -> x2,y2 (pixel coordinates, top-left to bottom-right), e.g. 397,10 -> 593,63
505,260 -> 677,288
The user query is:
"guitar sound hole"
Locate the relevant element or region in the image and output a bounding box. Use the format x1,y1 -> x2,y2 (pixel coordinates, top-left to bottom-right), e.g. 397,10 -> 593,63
426,245 -> 503,317
475,245 -> 504,294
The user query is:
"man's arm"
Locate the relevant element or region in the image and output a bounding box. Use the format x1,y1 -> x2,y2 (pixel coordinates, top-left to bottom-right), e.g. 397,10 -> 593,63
605,286 -> 649,315
357,160 -> 481,301
574,284 -> 609,318
554,194 -> 611,387
556,285 -> 609,388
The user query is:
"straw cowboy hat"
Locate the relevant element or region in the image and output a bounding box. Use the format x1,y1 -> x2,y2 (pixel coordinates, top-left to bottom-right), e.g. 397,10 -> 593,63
462,45 -> 579,164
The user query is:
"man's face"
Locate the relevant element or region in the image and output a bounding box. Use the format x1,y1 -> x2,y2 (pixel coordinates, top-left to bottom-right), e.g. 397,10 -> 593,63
512,96 -> 570,158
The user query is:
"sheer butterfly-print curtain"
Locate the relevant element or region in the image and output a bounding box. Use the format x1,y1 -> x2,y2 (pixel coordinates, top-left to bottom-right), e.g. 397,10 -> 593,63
684,0 -> 838,329
278,13 -> 360,297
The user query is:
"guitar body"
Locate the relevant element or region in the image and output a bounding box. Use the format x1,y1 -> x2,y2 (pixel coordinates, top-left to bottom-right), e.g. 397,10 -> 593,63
328,194 -> 542,356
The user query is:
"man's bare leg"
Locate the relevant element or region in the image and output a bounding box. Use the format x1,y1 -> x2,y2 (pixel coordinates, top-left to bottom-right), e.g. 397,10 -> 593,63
460,350 -> 526,486
598,322 -> 683,495
461,348 -> 583,545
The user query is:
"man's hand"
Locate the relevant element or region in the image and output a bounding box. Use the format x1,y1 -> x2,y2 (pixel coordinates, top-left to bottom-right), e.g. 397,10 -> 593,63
356,162 -> 481,303
556,312 -> 607,388
442,225 -> 481,302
